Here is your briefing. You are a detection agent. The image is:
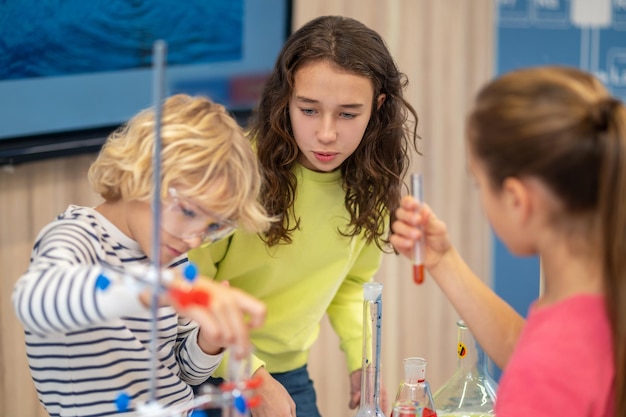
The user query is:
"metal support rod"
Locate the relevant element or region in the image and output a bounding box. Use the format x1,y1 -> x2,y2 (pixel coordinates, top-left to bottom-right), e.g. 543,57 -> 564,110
149,39 -> 167,404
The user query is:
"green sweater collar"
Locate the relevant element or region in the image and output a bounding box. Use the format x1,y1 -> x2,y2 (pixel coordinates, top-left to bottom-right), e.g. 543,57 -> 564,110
294,163 -> 342,183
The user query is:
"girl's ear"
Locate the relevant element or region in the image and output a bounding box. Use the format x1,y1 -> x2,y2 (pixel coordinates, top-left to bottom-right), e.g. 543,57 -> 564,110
376,93 -> 386,109
502,177 -> 532,225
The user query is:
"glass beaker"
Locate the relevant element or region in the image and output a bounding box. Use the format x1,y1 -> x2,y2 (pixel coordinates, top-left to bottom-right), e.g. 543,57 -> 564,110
391,357 -> 437,417
354,282 -> 386,417
433,321 -> 497,417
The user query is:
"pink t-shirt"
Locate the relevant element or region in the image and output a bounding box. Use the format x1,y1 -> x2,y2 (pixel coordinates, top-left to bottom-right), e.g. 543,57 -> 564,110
496,294 -> 614,417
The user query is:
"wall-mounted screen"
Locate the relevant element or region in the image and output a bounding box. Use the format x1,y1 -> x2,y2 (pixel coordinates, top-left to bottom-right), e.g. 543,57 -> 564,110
0,0 -> 292,164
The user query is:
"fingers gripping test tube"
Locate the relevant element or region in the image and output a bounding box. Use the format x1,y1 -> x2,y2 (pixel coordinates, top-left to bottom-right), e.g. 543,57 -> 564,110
410,173 -> 425,284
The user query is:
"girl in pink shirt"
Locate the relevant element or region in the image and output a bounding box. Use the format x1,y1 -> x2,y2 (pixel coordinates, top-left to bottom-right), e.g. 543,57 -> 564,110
390,66 -> 625,416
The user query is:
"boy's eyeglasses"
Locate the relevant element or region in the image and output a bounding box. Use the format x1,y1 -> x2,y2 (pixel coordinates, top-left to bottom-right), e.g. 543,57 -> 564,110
161,188 -> 237,244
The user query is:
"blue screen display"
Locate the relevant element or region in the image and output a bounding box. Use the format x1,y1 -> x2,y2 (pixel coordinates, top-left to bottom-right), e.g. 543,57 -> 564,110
0,0 -> 290,140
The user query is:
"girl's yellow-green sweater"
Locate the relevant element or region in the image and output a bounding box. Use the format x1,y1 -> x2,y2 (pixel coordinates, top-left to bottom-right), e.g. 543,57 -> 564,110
188,164 -> 383,378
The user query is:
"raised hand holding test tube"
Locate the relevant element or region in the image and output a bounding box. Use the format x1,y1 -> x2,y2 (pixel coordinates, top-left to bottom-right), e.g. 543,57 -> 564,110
410,173 -> 425,284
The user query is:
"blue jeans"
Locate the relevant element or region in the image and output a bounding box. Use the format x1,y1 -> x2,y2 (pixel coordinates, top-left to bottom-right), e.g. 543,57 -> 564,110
192,365 -> 321,417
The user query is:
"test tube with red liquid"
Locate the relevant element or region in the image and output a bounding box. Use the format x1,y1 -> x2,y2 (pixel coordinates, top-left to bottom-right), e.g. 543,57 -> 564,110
410,173 -> 425,284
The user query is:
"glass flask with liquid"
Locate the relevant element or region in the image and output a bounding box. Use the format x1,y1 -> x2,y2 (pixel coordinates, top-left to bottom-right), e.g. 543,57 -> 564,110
433,321 -> 497,417
354,282 -> 386,417
390,357 -> 437,417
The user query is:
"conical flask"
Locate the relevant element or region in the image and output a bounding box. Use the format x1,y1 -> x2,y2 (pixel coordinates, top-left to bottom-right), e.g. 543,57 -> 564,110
391,357 -> 437,417
354,282 -> 386,417
433,321 -> 497,417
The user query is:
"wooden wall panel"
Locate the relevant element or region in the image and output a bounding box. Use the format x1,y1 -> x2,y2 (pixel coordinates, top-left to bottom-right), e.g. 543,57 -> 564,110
295,1 -> 495,416
0,154 -> 101,416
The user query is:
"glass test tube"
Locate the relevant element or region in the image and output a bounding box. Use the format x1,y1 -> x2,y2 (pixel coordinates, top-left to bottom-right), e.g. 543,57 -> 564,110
410,173 -> 425,284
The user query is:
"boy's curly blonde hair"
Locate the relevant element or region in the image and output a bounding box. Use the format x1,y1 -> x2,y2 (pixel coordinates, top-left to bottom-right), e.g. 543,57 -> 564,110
89,94 -> 272,233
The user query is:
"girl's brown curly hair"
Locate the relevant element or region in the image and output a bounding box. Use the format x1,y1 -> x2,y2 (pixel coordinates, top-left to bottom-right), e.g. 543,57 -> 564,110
248,15 -> 420,250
